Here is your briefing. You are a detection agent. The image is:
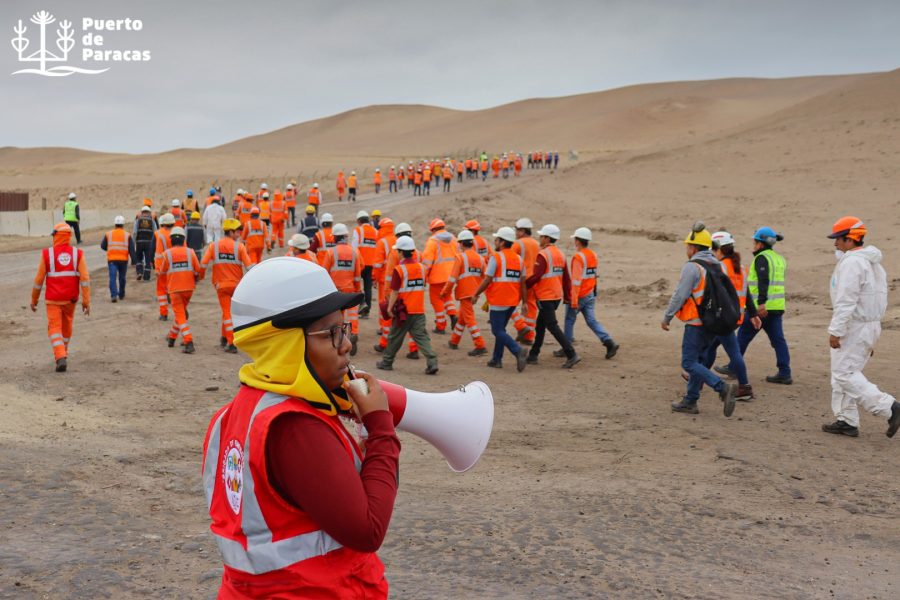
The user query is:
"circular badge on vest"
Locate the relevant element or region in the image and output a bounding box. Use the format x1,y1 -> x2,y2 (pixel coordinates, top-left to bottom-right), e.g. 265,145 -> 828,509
57,252 -> 72,267
221,439 -> 244,514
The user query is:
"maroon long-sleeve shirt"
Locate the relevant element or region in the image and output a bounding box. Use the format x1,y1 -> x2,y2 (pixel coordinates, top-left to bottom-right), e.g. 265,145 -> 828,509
266,409 -> 400,552
526,250 -> 572,304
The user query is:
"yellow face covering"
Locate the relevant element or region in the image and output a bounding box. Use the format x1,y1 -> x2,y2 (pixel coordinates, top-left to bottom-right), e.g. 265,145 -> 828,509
233,321 -> 353,416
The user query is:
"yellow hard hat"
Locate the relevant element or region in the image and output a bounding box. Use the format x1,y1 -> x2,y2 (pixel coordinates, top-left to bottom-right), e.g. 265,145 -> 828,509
191,211 -> 201,220
372,209 -> 382,217
305,205 -> 316,214
684,224 -> 712,248
223,218 -> 242,232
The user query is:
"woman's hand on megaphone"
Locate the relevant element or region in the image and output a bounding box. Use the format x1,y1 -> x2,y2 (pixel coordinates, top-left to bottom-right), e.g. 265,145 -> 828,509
342,371 -> 389,419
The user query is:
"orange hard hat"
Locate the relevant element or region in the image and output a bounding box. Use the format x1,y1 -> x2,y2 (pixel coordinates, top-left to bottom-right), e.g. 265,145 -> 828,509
143,198 -> 152,206
465,219 -> 481,231
828,216 -> 867,241
429,218 -> 446,231
52,222 -> 72,235
379,217 -> 394,227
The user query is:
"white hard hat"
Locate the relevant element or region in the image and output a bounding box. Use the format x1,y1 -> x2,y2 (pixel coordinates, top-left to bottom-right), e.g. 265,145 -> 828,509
170,226 -> 186,237
159,213 -> 176,225
140,206 -> 151,213
231,257 -> 361,331
571,227 -> 592,241
375,168 -> 380,172
262,192 -> 270,199
261,183 -> 268,189
114,215 -> 125,226
457,229 -> 474,242
394,222 -> 412,235
171,199 -> 181,207
390,165 -> 395,168
493,226 -> 517,243
537,224 -> 561,240
313,183 -> 319,188
68,192 -> 77,200
515,218 -> 533,229
236,188 -> 245,195
288,233 -> 310,250
351,171 -> 356,175
394,236 -> 416,251
356,210 -> 369,220
320,212 -> 333,223
286,183 -> 294,190
332,223 -> 350,236
712,231 -> 735,247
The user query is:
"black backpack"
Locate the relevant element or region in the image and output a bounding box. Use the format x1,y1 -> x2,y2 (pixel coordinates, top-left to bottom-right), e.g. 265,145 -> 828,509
693,260 -> 741,335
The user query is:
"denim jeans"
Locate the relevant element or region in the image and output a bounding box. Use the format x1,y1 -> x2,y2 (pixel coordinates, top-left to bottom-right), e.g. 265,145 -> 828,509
490,307 -> 521,363
564,293 -> 611,343
735,312 -> 791,377
135,241 -> 154,280
703,332 -> 748,385
682,325 -> 724,403
108,260 -> 128,299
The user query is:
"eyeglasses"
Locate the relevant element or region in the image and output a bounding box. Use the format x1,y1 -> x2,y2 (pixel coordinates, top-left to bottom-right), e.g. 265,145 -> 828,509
307,322 -> 352,349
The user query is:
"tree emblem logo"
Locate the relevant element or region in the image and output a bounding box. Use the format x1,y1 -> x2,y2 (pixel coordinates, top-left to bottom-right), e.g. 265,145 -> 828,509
11,10 -> 108,76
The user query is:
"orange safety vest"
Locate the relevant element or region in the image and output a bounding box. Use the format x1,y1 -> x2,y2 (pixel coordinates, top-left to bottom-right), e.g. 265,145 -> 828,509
348,175 -> 357,189
413,172 -> 423,185
154,228 -> 173,270
285,188 -> 297,208
323,244 -> 361,293
456,161 -> 464,174
388,169 -> 396,181
675,262 -> 707,326
288,249 -> 318,264
258,200 -> 271,221
449,248 -> 484,299
373,172 -> 382,185
571,248 -> 598,299
105,228 -> 131,262
422,169 -> 431,183
354,223 -> 378,266
242,218 -> 268,250
203,386 -> 384,598
423,233 -> 457,283
442,166 -> 452,179
202,237 -> 250,291
486,248 -> 522,308
171,207 -> 185,228
307,189 -> 321,206
373,233 -> 396,283
336,175 -> 346,191
270,196 -> 286,223
480,160 -> 488,172
723,257 -> 747,325
514,236 -> 541,277
315,228 -> 335,259
239,200 -> 255,225
395,261 -> 426,314
163,245 -> 200,293
472,234 -> 490,258
42,245 -> 81,301
384,247 -> 419,286
535,245 -> 566,301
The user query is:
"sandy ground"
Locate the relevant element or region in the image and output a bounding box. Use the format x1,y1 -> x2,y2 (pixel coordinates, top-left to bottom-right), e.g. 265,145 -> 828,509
3,70 -> 900,599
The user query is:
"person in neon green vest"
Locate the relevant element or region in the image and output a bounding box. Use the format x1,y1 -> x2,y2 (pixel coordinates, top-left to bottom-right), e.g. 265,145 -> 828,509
63,192 -> 81,245
716,226 -> 792,384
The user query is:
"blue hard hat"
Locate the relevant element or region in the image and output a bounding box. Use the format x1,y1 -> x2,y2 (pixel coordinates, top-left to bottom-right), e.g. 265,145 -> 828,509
753,226 -> 783,245
209,187 -> 217,195
186,189 -> 194,197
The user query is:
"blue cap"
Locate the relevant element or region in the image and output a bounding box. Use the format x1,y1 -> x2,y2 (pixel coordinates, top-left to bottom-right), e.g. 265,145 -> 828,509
186,189 -> 194,197
209,187 -> 217,195
753,226 -> 783,245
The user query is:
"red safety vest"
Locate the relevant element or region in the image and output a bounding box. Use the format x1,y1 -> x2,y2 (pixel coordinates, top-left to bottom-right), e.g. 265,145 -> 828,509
43,245 -> 80,302
203,386 -> 385,598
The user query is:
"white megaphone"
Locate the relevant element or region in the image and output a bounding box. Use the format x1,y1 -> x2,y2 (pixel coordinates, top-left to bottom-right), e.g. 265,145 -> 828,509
373,379 -> 494,473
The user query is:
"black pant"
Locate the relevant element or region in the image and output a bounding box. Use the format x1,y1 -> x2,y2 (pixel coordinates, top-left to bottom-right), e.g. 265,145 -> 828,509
361,265 -> 373,309
66,220 -> 81,244
529,299 -> 574,359
443,179 -> 451,192
288,206 -> 296,227
135,240 -> 154,280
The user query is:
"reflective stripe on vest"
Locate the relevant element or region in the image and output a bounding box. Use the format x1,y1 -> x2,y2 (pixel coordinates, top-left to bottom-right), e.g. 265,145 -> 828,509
328,246 -> 357,272
106,230 -> 130,258
455,251 -> 482,281
398,263 -> 425,293
212,239 -> 244,266
572,250 -> 597,287
748,249 -> 786,309
165,247 -> 196,273
63,200 -> 78,222
46,246 -> 80,278
493,252 -> 521,283
202,392 -> 361,575
539,247 -> 565,279
247,221 -> 264,238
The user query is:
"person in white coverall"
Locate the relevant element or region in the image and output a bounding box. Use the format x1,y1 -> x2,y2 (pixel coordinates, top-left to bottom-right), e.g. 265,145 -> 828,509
201,198 -> 226,244
821,216 -> 900,438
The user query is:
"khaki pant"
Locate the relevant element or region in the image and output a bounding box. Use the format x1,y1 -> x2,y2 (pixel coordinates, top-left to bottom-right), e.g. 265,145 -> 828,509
381,314 -> 437,368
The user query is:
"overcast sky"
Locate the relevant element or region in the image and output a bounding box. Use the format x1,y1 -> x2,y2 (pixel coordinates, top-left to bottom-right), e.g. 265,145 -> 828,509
3,0 -> 898,153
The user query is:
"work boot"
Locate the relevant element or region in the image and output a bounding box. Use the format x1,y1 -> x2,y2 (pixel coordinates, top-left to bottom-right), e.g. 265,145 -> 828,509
603,339 -> 620,360
359,305 -> 370,317
765,373 -> 793,385
111,297 -> 117,303
526,355 -> 539,365
159,314 -> 168,321
735,384 -> 755,401
719,382 -> 737,417
373,344 -> 385,353
448,341 -> 459,349
225,344 -> 238,354
552,349 -> 566,358
182,341 -> 195,354
424,364 -> 439,375
406,351 -> 420,360
468,347 -> 487,357
220,336 -> 227,348
671,401 -> 699,414
55,357 -> 67,373
487,359 -> 503,368
714,364 -> 735,378
450,315 -> 458,330
375,360 -> 393,371
349,334 -> 358,357
167,337 -> 175,348
515,330 -> 528,343
517,348 -> 529,372
822,420 -> 859,437
887,401 -> 900,438
432,328 -> 446,335
562,354 -> 582,369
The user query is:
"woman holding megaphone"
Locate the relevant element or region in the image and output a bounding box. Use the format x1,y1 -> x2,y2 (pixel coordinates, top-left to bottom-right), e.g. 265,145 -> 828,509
202,257 -> 399,599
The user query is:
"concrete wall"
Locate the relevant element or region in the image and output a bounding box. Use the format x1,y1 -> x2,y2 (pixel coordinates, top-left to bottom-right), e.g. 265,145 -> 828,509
0,210 -> 126,236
